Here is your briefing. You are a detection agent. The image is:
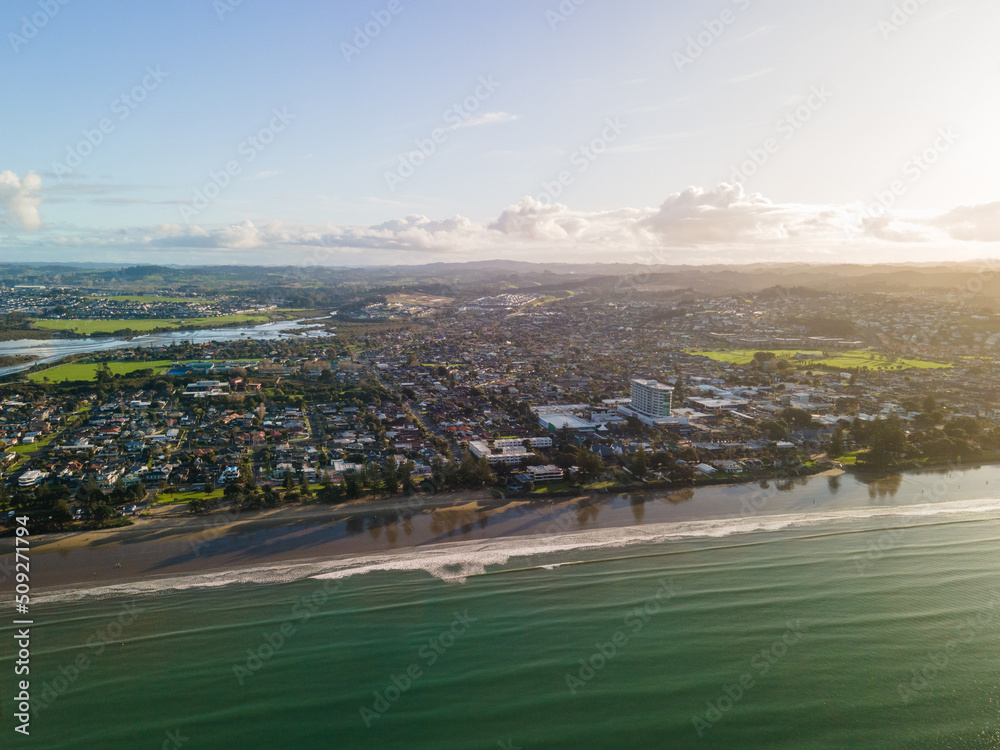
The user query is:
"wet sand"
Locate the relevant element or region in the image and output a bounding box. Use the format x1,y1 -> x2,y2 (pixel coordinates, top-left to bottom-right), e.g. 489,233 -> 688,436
5,462 -> 1000,594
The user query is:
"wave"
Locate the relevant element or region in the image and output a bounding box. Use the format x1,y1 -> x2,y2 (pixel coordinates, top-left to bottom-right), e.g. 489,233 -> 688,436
31,496 -> 1000,604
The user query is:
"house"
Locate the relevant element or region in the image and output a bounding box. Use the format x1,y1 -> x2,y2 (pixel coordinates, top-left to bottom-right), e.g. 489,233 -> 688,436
712,460 -> 743,473
18,470 -> 48,488
524,465 -> 563,483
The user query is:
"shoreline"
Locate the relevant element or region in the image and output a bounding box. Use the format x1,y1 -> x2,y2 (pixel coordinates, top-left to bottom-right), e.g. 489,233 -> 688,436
8,460 -> 1000,595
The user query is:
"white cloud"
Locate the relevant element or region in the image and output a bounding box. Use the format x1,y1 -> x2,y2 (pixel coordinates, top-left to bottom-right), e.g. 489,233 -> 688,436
730,68 -> 774,84
8,184 -> 1000,265
0,170 -> 42,230
450,112 -> 520,131
928,201 -> 1000,242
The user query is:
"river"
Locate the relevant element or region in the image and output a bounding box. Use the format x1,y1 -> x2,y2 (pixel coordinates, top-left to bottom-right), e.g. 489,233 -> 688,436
0,316 -> 334,378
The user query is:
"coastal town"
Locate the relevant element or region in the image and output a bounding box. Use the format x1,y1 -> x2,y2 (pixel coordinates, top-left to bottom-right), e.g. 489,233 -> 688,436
1,265 -> 999,531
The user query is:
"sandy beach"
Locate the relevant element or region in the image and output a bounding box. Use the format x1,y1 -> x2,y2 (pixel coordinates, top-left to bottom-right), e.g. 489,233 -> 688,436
7,462 -> 1000,594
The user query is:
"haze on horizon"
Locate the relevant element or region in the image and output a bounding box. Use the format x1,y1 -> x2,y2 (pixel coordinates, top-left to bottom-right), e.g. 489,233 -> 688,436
1,0 -> 998,266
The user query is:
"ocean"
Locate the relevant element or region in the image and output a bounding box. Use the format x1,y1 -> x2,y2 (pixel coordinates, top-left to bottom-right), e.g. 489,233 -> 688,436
8,494 -> 1000,749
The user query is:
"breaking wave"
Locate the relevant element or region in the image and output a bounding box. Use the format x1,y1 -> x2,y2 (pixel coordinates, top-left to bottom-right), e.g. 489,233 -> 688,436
30,497 -> 1000,604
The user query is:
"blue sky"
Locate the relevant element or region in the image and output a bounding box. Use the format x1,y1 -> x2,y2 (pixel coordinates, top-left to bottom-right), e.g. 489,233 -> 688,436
1,0 -> 998,265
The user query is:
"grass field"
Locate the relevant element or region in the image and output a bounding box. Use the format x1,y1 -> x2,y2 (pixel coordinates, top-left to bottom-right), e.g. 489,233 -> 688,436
688,349 -> 951,371
155,489 -> 226,506
28,360 -> 177,382
530,480 -> 574,494
836,450 -> 864,466
33,314 -> 270,334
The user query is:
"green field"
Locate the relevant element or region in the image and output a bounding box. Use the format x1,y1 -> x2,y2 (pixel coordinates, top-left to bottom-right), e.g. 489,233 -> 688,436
155,488 -> 226,505
28,360 -> 177,383
33,314 -> 270,334
688,349 -> 951,371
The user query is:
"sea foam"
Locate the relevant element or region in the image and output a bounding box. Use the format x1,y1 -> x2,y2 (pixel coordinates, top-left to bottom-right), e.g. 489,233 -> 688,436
29,496 -> 1000,603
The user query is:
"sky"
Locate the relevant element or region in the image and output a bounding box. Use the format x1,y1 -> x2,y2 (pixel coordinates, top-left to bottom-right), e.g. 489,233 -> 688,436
1,0 -> 998,267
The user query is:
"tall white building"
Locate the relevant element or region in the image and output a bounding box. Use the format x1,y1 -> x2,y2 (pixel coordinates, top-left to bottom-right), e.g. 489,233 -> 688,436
630,379 -> 673,418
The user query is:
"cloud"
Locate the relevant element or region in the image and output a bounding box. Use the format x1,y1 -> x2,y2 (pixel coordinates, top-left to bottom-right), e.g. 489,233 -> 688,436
0,170 -> 42,230
638,184 -> 851,244
450,112 -> 520,130
8,184 -> 1000,266
730,68 -> 774,84
928,201 -> 1000,242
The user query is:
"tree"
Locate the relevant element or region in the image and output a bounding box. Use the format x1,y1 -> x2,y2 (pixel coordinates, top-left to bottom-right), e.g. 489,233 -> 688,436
344,472 -> 362,500
866,414 -> 905,468
629,448 -> 648,479
90,502 -> 113,524
473,456 -> 495,487
574,447 -> 603,481
672,463 -> 695,483
780,408 -> 813,430
828,427 -> 845,459
262,486 -> 280,507
398,461 -> 416,493
381,463 -> 400,496
239,455 -> 253,484
318,482 -> 345,504
51,498 -> 73,526
625,416 -> 645,436
760,420 -> 789,441
672,373 -> 687,404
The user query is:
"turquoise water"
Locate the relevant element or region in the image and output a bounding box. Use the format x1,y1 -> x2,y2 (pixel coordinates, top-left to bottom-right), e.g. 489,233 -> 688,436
7,516 -> 1000,748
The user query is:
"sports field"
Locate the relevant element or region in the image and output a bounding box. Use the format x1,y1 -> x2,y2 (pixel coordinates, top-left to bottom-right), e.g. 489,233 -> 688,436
28,361 -> 176,383
33,314 -> 269,334
687,349 -> 951,371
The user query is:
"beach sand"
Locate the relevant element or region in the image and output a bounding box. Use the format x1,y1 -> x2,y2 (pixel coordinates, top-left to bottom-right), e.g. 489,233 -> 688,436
6,463 -> 999,595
